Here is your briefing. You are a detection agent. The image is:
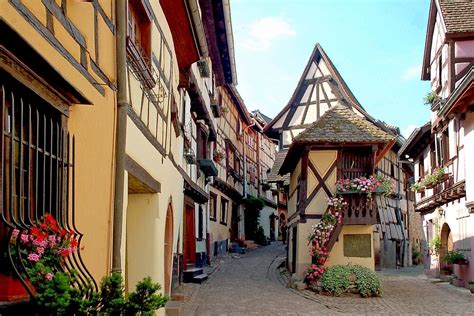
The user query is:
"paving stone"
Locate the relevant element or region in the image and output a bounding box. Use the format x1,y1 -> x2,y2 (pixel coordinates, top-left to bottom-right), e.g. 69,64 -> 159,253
180,242 -> 474,315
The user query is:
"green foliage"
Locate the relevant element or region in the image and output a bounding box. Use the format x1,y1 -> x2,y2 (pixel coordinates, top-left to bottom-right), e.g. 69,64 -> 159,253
244,195 -> 265,241
29,263 -> 74,315
411,167 -> 445,192
99,272 -> 127,315
320,265 -> 382,297
351,265 -> 382,297
320,265 -> 351,296
254,226 -> 267,245
430,235 -> 442,256
126,277 -> 168,315
424,91 -> 439,105
445,250 -> 466,264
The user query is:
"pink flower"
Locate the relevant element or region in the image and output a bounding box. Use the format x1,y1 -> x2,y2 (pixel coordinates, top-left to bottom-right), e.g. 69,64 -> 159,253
27,253 -> 40,262
12,229 -> 20,238
20,234 -> 29,244
36,247 -> 45,255
45,273 -> 54,281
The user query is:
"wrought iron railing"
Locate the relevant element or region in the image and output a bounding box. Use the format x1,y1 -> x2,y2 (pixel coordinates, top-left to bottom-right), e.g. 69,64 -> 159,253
0,73 -> 97,301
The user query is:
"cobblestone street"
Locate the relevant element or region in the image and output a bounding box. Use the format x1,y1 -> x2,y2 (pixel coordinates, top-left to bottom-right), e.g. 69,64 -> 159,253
182,242 -> 474,315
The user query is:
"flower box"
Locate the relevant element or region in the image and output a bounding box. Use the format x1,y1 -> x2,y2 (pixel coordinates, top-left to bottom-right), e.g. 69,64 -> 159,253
336,187 -> 386,195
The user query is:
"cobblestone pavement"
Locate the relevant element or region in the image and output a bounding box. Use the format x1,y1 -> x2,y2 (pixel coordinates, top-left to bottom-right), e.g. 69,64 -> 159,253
181,242 -> 474,315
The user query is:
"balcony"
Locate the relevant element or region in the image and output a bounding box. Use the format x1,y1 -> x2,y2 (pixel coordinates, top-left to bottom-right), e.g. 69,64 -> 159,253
339,193 -> 377,225
415,179 -> 465,213
197,159 -> 218,177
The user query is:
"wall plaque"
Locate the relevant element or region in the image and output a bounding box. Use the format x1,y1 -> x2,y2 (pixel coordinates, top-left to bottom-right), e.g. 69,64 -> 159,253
343,234 -> 372,258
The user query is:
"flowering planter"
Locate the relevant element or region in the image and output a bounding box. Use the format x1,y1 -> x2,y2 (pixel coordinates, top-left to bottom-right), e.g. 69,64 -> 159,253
0,274 -> 33,302
336,187 -> 386,195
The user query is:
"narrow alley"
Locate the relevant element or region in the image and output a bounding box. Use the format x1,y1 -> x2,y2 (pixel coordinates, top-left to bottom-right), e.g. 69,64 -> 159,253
181,243 -> 474,315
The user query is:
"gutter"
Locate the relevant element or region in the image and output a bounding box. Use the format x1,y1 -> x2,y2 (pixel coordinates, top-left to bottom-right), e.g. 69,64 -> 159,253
186,0 -> 209,57
112,0 -> 127,273
222,0 -> 237,85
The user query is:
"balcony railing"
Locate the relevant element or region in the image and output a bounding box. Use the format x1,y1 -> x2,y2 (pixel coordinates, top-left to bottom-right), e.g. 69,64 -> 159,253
415,178 -> 465,213
339,193 -> 377,225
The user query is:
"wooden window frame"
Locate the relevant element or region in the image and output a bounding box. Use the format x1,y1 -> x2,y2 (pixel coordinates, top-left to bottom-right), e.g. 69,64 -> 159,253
220,197 -> 228,225
209,193 -> 217,221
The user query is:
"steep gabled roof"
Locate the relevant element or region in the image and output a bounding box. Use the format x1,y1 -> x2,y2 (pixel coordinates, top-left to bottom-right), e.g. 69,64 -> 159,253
267,149 -> 290,185
264,43 -> 375,136
293,105 -> 393,145
422,0 -> 474,80
439,0 -> 474,34
398,122 -> 432,160
279,105 -> 394,175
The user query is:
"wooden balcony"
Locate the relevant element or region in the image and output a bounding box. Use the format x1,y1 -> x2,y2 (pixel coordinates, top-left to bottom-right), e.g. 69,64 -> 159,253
339,193 -> 377,225
415,179 -> 466,213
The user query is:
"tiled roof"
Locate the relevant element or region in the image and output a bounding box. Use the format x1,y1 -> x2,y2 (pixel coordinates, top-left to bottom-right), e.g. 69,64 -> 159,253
439,0 -> 474,34
267,149 -> 290,185
293,105 -> 394,144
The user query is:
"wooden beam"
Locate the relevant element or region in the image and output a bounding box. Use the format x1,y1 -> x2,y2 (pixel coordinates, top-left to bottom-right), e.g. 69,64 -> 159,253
375,139 -> 396,165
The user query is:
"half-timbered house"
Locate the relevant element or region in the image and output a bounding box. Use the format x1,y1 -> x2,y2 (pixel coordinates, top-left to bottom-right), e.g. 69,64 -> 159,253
399,0 -> 474,287
0,0 -> 116,309
265,44 -> 409,272
279,105 -> 394,277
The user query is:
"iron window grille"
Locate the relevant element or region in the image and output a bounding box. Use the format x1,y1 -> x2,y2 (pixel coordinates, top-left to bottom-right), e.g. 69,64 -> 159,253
0,71 -> 97,300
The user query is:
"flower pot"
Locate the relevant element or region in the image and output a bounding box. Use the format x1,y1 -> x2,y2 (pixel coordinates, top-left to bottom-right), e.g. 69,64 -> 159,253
455,259 -> 469,265
0,274 -> 32,302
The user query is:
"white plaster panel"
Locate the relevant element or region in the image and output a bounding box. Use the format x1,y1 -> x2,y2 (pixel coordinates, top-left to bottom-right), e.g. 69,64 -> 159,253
289,106 -> 305,126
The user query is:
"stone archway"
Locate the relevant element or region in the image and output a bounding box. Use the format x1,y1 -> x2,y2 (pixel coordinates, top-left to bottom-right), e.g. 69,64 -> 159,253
164,203 -> 174,295
440,223 -> 453,265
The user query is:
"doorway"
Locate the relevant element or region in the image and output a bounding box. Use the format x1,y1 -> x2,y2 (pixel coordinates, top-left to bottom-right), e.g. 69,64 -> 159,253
291,226 -> 297,273
183,204 -> 196,268
440,223 -> 453,265
164,204 -> 173,294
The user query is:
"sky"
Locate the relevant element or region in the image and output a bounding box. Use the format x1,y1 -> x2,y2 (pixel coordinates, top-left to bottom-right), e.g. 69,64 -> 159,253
230,0 -> 432,137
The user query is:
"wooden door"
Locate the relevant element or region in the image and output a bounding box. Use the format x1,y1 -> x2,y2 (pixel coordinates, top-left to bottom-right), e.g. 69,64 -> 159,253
183,205 -> 196,268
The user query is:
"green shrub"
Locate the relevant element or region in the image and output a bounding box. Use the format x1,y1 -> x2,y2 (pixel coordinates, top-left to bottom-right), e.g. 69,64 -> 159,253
320,265 -> 382,297
320,265 -> 351,296
445,250 -> 466,264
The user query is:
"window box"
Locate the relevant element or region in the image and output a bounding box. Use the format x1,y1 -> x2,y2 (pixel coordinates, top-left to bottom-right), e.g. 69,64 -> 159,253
197,159 -> 218,177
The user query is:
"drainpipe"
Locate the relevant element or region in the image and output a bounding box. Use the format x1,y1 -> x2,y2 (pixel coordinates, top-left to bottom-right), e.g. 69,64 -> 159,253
112,0 -> 127,274
396,160 -> 407,267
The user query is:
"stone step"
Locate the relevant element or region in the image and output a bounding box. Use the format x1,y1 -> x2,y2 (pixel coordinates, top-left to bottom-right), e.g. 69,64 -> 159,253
183,267 -> 204,282
191,273 -> 208,284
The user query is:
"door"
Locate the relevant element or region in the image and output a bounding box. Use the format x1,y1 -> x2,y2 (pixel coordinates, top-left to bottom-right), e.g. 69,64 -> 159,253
183,205 -> 196,268
231,204 -> 238,241
164,205 -> 173,294
291,226 -> 297,273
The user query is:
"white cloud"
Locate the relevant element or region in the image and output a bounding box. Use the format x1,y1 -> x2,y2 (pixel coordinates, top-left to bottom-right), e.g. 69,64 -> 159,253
241,17 -> 296,51
402,124 -> 418,138
401,64 -> 421,81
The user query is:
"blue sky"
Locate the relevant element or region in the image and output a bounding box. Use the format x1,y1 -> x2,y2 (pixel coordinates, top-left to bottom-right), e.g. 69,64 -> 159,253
231,0 -> 432,137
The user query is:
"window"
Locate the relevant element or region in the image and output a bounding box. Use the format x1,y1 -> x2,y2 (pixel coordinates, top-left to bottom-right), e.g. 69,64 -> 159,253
437,128 -> 450,166
126,0 -> 154,89
438,54 -> 442,88
209,193 -> 217,221
127,0 -> 151,61
430,141 -> 436,169
390,163 -> 395,178
220,197 -> 228,225
0,71 -> 71,273
196,127 -> 208,160
418,158 -> 425,179
198,206 -> 204,240
296,176 -> 301,210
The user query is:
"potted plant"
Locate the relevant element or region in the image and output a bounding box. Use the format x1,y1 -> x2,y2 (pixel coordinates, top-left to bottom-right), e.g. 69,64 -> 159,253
446,250 -> 468,265
424,91 -> 439,105
213,149 -> 225,164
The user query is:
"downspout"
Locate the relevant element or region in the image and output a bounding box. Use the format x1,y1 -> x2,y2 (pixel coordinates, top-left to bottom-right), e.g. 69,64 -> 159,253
112,0 -> 127,273
397,160 -> 407,267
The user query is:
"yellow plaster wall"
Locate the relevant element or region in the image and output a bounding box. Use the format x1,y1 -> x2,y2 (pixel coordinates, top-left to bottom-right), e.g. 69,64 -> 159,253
305,150 -> 337,215
327,225 -> 375,270
0,1 -> 117,283
208,187 -> 231,243
288,158 -> 302,219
